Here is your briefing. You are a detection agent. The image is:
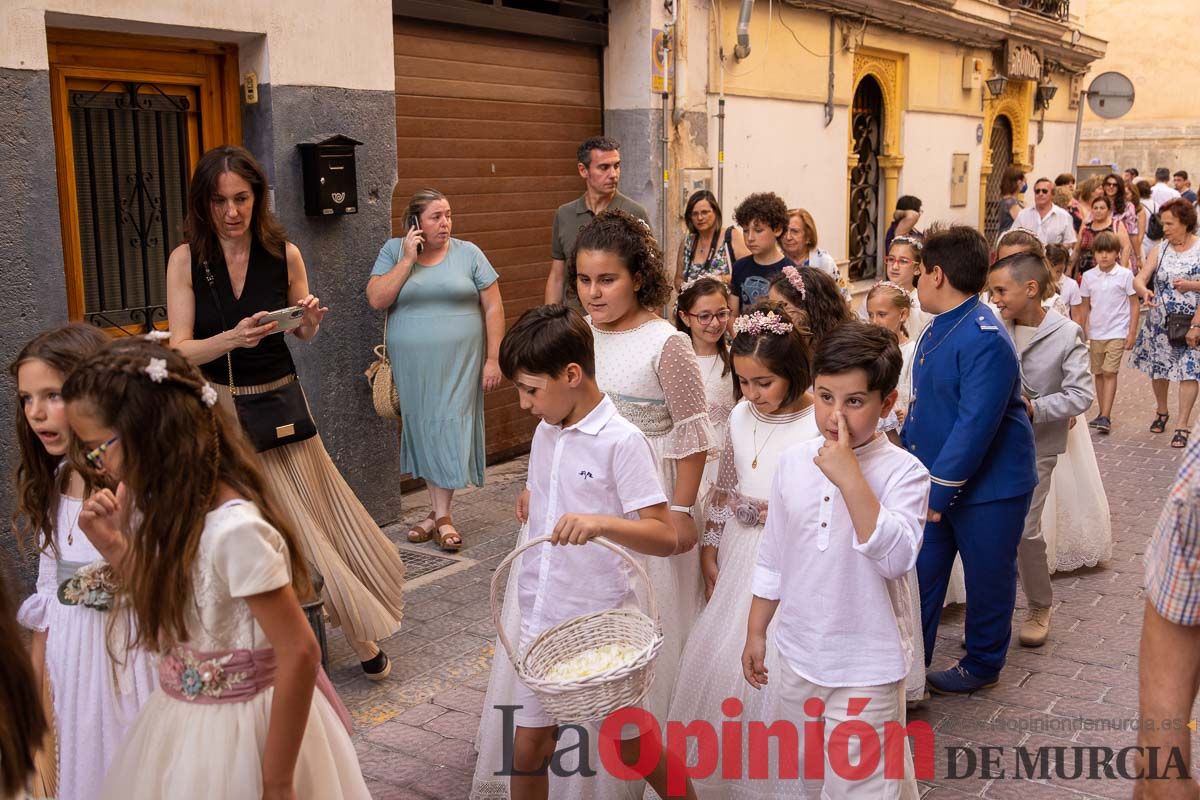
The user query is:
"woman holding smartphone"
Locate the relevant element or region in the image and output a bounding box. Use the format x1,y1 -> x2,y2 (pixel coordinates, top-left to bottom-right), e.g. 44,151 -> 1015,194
166,144 -> 406,681
366,189 -> 506,552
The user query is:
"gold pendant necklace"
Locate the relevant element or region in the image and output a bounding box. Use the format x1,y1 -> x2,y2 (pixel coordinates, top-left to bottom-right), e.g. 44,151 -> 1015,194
751,418 -> 780,469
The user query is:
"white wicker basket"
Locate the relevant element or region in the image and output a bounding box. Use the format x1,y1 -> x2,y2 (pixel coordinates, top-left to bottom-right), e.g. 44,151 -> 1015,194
490,535 -> 663,724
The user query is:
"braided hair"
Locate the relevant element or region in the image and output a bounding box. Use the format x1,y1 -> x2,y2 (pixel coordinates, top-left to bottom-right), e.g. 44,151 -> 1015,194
61,338 -> 311,652
567,209 -> 672,310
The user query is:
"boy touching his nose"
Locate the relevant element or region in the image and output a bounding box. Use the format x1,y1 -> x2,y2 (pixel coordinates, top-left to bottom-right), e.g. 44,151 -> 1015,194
743,320 -> 929,798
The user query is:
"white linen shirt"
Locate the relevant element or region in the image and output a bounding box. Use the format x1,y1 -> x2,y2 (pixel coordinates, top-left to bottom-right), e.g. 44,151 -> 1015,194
1080,265 -> 1136,340
1152,182 -> 1182,211
751,434 -> 929,687
1014,204 -> 1078,247
516,395 -> 668,646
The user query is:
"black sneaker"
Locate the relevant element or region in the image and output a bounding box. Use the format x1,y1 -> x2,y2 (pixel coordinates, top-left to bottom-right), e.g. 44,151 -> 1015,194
361,649 -> 392,682
1095,416 -> 1112,434
1087,416 -> 1102,428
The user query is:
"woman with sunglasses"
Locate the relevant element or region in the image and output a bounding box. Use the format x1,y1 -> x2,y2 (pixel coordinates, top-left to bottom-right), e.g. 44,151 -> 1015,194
1104,173 -> 1141,269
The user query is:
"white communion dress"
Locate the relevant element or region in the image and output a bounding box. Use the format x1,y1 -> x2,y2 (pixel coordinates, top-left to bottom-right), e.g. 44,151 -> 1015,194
17,495 -> 159,800
657,401 -> 818,799
99,500 -> 369,800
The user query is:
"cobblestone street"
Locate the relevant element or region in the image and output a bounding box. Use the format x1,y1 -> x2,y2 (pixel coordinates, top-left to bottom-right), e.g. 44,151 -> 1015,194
330,361 -> 1191,799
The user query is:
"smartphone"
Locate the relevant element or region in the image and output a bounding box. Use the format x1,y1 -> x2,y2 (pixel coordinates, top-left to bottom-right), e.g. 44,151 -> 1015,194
409,215 -> 423,255
256,306 -> 305,333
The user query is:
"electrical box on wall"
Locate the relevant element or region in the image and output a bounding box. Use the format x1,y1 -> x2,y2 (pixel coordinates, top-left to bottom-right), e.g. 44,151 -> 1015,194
951,153 -> 970,207
962,57 -> 983,90
297,135 -> 362,217
680,168 -> 713,211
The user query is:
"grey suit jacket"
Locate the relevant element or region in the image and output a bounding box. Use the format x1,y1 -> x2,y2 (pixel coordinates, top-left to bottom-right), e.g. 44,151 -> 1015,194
1006,310 -> 1095,456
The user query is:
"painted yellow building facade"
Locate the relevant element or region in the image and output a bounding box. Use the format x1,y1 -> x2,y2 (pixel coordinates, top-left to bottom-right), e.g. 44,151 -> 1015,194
1078,0 -> 1200,174
658,0 -> 1108,284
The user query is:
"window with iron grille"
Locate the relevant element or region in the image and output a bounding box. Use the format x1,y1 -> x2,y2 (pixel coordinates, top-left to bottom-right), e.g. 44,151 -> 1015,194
68,82 -> 192,333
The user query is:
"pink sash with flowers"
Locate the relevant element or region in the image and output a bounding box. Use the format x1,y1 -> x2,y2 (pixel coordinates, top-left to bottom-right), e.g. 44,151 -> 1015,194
159,646 -> 353,735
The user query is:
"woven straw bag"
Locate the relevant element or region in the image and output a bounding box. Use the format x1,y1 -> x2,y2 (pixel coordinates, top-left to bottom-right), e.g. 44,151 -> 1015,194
365,311 -> 401,420
490,535 -> 663,724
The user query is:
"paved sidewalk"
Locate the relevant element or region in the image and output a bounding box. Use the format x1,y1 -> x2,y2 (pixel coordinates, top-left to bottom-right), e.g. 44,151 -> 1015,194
329,362 -> 1194,798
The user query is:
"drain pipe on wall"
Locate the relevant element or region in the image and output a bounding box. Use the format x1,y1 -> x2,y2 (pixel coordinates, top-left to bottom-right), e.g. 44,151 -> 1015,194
734,0 -> 755,60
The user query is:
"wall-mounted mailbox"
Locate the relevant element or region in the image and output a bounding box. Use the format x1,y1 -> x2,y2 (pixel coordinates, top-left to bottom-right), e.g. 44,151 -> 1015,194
297,135 -> 362,216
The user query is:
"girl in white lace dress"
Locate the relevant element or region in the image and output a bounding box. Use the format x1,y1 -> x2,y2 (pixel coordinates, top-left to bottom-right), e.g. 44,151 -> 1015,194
669,303 -> 818,799
61,339 -> 367,800
675,276 -> 737,581
861,283 -> 926,705
12,324 -> 158,800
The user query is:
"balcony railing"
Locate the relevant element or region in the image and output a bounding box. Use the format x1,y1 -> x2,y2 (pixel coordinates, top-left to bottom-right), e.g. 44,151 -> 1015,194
1008,0 -> 1070,22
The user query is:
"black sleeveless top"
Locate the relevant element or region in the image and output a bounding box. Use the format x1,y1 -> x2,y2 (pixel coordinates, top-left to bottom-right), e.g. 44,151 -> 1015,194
190,240 -> 296,386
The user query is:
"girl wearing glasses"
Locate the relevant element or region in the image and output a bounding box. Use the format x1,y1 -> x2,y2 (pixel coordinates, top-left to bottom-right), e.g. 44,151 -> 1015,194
675,276 -> 737,580
11,324 -> 158,800
858,236 -> 933,338
63,339 -> 368,799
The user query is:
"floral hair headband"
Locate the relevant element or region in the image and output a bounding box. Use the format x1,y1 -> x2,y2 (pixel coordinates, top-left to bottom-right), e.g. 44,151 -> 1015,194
996,226 -> 1040,246
780,266 -> 807,299
891,235 -> 923,251
143,357 -> 218,408
873,280 -> 910,294
732,310 -> 793,336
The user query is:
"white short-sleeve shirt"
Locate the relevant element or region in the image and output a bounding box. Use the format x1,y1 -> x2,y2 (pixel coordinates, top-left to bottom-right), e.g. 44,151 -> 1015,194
1014,204 -> 1078,247
1080,265 -> 1136,340
516,395 -> 668,645
1058,277 -> 1082,308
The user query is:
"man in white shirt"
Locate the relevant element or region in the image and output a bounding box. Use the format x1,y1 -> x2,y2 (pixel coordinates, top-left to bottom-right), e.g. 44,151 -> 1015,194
744,322 -> 928,796
1152,167 -> 1183,210
1014,177 -> 1078,249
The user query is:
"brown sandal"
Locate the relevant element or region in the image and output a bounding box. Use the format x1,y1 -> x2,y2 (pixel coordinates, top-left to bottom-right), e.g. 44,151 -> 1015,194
407,511 -> 437,543
433,516 -> 463,552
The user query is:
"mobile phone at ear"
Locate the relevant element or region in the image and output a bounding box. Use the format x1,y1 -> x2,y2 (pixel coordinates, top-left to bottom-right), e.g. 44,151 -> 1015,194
409,215 -> 423,254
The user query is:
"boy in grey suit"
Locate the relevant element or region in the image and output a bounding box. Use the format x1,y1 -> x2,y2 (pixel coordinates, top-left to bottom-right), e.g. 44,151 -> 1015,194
987,253 -> 1095,648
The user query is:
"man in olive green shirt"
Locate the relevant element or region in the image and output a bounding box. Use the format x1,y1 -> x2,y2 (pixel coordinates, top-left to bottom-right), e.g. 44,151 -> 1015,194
544,135 -> 652,304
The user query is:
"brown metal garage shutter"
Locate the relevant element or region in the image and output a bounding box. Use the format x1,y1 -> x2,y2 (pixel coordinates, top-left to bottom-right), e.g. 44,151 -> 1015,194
392,18 -> 602,461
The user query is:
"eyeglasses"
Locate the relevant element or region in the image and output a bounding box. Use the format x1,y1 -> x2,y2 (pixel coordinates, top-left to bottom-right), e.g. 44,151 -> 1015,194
84,435 -> 119,470
684,309 -> 732,326
885,256 -> 915,266
1034,188 -> 1051,195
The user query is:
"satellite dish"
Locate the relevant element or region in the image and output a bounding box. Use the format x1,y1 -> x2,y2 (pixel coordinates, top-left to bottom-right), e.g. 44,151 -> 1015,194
1087,71 -> 1135,119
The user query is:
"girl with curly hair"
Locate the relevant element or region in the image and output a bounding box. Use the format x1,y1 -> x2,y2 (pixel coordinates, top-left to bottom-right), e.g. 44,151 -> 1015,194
62,338 -> 368,799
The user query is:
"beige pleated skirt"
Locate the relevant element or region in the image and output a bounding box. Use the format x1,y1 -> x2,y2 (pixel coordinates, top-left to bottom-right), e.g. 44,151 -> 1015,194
218,383 -> 405,645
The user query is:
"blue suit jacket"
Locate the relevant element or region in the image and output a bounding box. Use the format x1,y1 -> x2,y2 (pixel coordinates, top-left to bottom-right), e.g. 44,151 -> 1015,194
900,297 -> 1037,512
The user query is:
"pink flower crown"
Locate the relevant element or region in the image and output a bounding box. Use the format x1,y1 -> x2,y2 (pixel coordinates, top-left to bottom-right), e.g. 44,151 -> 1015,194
732,310 -> 793,336
780,266 -> 807,299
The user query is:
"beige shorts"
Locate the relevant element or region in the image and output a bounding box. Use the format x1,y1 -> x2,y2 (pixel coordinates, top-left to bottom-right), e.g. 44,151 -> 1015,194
1089,338 -> 1124,374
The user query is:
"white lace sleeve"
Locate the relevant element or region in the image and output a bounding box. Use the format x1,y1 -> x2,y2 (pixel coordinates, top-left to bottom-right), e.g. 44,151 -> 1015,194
702,429 -> 738,547
658,334 -> 716,460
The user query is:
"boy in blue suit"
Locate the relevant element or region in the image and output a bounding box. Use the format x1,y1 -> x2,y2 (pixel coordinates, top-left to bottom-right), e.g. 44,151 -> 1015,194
901,225 -> 1038,694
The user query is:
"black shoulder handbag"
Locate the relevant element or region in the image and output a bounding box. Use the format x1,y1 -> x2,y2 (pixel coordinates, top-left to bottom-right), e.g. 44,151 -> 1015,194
201,260 -> 317,452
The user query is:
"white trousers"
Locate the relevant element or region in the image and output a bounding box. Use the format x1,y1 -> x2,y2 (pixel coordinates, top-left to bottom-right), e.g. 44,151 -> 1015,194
777,661 -> 920,800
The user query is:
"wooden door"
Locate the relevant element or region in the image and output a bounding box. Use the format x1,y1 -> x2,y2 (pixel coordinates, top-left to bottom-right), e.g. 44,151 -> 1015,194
48,30 -> 240,332
392,18 -> 603,460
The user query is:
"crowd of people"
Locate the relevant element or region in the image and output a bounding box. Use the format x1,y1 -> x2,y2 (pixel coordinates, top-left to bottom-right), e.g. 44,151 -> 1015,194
4,133 -> 1200,800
